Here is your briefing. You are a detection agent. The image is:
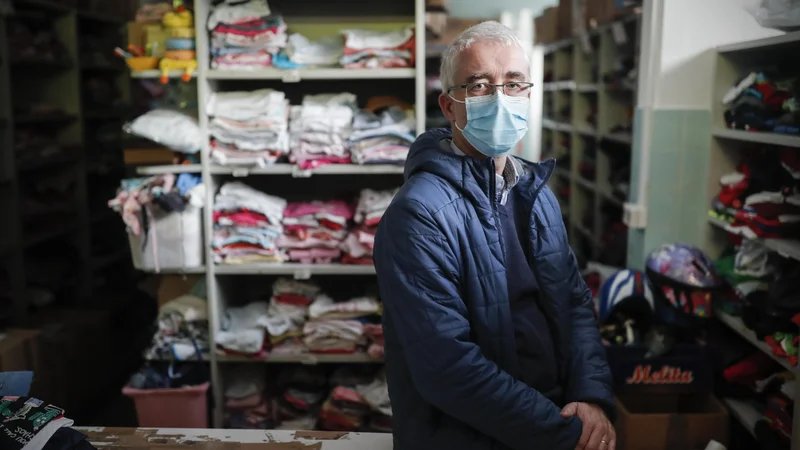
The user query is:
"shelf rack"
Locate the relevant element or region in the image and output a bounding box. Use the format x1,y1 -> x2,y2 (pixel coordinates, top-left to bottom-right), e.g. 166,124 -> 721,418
121,0 -> 427,428
538,14 -> 641,267
703,31 -> 800,449
0,0 -> 130,322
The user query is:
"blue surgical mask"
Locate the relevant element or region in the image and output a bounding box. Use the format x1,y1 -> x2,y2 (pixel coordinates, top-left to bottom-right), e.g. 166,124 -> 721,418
453,92 -> 529,157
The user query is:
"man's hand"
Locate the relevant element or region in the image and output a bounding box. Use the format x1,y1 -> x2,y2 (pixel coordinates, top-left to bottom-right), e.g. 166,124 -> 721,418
561,402 -> 615,450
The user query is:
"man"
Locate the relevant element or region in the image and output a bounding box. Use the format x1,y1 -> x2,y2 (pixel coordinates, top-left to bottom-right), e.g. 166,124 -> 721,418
374,21 -> 615,450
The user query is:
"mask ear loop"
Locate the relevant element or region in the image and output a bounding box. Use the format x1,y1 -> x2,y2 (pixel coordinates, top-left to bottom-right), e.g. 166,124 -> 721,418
446,91 -> 467,131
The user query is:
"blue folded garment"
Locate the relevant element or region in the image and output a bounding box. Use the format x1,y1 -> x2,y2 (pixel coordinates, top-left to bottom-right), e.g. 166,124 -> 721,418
0,371 -> 34,396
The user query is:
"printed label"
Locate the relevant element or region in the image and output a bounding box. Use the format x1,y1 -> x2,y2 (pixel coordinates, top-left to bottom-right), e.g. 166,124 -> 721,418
625,365 -> 694,385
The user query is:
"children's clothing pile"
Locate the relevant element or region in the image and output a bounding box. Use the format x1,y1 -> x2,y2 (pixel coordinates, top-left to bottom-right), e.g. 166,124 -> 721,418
216,301 -> 271,357
317,367 -> 389,432
355,369 -> 393,432
208,0 -> 286,70
207,89 -> 290,167
303,295 -> 380,354
289,93 -> 357,169
213,182 -> 287,264
278,201 -> 355,263
225,366 -> 272,429
275,366 -> 327,430
282,33 -> 343,67
708,148 -> 800,239
341,188 -> 398,264
144,282 -> 209,361
264,279 -> 319,351
349,106 -> 415,165
341,28 -> 415,69
723,71 -> 800,135
363,323 -> 384,359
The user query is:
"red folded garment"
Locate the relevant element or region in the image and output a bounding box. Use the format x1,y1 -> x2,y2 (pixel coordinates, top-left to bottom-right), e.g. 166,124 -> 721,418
274,293 -> 314,307
341,255 -> 373,265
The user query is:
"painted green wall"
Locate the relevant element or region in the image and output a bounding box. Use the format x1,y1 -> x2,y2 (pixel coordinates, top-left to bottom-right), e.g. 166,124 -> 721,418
626,108 -> 712,269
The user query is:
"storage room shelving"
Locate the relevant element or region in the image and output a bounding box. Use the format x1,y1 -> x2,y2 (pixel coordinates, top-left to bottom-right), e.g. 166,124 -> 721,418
125,0 -> 426,428
703,31 -> 800,447
0,0 -> 130,324
539,13 -> 640,268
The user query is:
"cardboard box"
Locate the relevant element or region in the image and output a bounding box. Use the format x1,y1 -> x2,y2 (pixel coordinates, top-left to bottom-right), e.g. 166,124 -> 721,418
557,0 -> 572,39
606,344 -> 713,395
534,7 -> 558,44
615,394 -> 729,450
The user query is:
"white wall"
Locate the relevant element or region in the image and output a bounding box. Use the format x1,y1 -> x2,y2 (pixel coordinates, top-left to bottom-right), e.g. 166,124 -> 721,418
654,0 -> 782,109
448,0 -> 557,19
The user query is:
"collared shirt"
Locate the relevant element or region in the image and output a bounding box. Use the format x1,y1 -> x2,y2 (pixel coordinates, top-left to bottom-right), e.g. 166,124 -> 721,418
442,138 -> 521,205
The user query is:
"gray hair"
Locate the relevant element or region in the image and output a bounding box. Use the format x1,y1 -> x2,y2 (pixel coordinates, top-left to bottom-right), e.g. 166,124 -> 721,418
439,21 -> 528,91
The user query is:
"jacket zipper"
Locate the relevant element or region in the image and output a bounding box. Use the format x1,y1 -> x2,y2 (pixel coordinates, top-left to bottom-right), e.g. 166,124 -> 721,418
525,170 -> 567,387
489,161 -> 506,261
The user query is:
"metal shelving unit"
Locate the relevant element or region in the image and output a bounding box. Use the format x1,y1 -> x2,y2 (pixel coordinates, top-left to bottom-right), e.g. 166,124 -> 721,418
0,0 -> 129,321
126,0 -> 426,428
704,31 -> 800,450
538,13 -> 641,266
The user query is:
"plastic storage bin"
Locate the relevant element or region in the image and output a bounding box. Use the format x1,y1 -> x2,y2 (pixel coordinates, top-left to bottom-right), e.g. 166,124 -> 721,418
122,382 -> 210,428
128,205 -> 204,271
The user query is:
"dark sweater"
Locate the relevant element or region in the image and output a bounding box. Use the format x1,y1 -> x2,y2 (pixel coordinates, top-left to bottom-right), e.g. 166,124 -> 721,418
498,191 -> 560,395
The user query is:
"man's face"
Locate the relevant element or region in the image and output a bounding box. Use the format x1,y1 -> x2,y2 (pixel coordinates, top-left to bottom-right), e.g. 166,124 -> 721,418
439,41 -> 529,149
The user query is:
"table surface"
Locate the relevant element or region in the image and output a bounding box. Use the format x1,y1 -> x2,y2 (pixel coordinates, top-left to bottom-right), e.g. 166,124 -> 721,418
76,427 -> 393,449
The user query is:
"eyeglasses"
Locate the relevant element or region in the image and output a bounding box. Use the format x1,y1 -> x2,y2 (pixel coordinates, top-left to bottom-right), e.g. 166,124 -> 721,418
447,82 -> 534,98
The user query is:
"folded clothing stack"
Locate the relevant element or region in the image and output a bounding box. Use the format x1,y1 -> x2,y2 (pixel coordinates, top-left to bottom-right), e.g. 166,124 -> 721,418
276,33 -> 343,69
144,283 -> 209,361
302,295 -> 380,354
341,188 -> 398,264
216,301 -> 271,357
275,366 -> 327,430
349,106 -> 415,165
317,366 -> 391,432
207,89 -> 290,167
225,366 -> 273,429
208,0 -> 287,70
277,200 -> 355,264
707,148 -> 800,239
363,323 -> 384,360
264,278 -> 319,351
340,28 -> 415,69
723,71 -> 799,135
213,182 -> 287,264
355,369 -> 393,432
289,93 -> 357,169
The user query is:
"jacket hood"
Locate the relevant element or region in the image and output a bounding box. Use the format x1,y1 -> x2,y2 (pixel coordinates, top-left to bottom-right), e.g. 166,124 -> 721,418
404,128 -> 555,198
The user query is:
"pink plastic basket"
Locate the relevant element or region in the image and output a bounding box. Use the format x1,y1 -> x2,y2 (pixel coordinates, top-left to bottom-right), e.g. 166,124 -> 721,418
122,382 -> 210,428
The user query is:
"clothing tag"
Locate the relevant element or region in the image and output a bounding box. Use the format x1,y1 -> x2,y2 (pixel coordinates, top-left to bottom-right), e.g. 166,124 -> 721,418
232,168 -> 249,177
294,268 -> 312,280
612,22 -> 628,45
291,166 -> 312,178
580,32 -> 592,54
282,70 -> 301,83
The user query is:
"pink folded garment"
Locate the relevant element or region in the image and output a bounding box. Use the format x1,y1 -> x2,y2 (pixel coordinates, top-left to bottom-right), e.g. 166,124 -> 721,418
283,201 -> 355,221
288,248 -> 341,264
284,226 -> 348,241
341,233 -> 372,259
290,156 -> 352,170
277,234 -> 342,250
214,210 -> 274,228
